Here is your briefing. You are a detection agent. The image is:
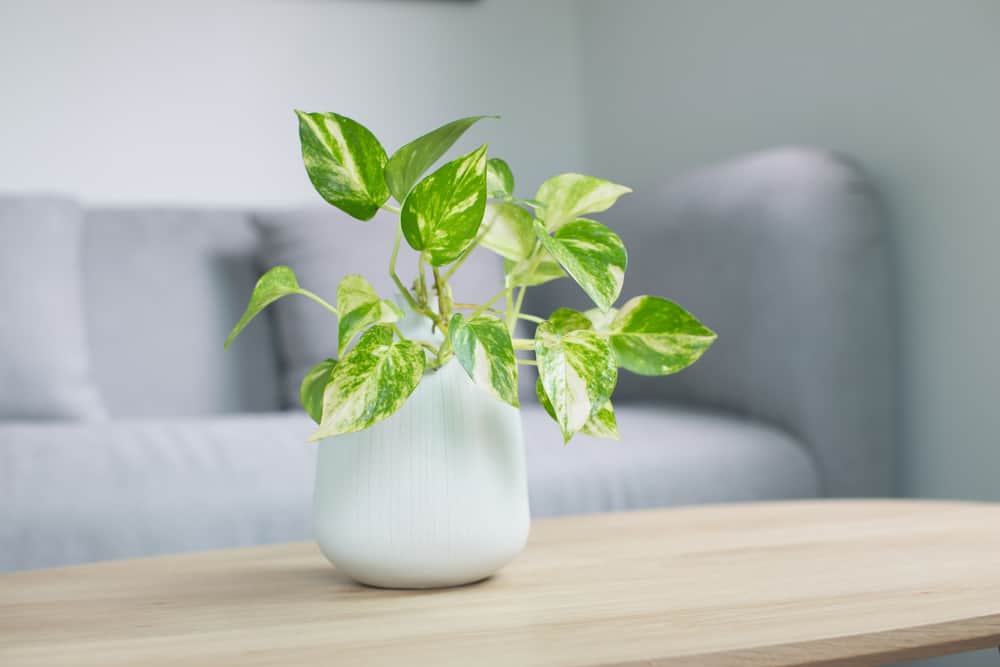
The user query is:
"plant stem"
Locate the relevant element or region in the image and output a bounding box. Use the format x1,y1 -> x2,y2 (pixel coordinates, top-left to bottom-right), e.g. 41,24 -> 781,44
512,338 -> 535,350
381,203 -> 401,214
517,313 -> 544,323
470,288 -> 510,320
297,289 -> 339,317
509,286 -> 526,332
516,358 -> 538,366
389,227 -> 418,311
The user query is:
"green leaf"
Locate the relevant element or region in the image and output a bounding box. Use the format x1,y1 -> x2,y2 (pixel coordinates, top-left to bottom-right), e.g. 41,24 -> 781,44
504,254 -> 567,287
534,312 -> 617,443
480,202 -> 535,261
384,115 -> 497,203
543,307 -> 594,335
449,313 -> 519,407
300,358 -> 337,424
534,219 -> 627,311
607,296 -> 717,376
486,158 -> 514,198
534,173 -> 631,231
296,111 -> 389,221
401,144 -> 488,265
309,325 -> 426,440
336,275 -> 404,356
225,266 -> 301,349
536,378 -> 619,441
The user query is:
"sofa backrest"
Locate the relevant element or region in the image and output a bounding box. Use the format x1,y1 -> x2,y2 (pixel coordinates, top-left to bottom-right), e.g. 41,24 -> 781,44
82,208 -> 282,417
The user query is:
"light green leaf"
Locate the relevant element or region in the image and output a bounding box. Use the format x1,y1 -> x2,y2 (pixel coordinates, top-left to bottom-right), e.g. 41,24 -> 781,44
536,378 -> 619,441
300,358 -> 337,424
534,173 -> 631,231
487,158 -> 514,198
534,219 -> 627,311
607,296 -> 717,376
384,115 -> 497,203
543,307 -> 594,335
583,307 -> 617,333
401,144 -> 488,265
336,275 -> 404,356
449,313 -> 519,408
480,202 -> 535,261
534,312 -> 617,443
309,325 -> 425,440
504,254 -> 567,287
296,111 -> 389,221
225,266 -> 301,349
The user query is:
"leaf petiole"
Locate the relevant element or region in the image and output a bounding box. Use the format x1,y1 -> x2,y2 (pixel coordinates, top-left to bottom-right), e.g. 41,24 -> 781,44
297,289 -> 339,317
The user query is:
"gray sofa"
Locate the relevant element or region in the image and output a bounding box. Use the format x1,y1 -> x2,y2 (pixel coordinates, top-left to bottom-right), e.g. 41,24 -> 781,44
0,147 -> 893,572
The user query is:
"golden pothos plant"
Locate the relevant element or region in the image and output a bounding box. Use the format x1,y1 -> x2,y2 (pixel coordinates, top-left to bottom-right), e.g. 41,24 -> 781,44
226,113 -> 716,443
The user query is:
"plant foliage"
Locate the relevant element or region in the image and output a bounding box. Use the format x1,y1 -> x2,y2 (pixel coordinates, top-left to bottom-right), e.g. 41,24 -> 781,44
227,112 -> 717,443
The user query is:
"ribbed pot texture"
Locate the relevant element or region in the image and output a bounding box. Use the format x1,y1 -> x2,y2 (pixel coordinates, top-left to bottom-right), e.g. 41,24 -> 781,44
313,360 -> 530,589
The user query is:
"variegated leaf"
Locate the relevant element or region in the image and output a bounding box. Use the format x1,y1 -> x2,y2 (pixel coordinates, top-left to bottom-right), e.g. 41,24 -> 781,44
534,219 -> 627,311
535,312 -> 617,443
309,325 -> 425,440
534,173 -> 631,231
543,307 -> 594,335
536,378 -> 619,441
225,266 -> 302,349
336,274 -> 404,356
401,144 -> 488,265
448,313 -> 519,407
300,358 -> 337,424
504,254 -> 567,287
480,202 -> 535,261
487,158 -> 514,198
607,296 -> 717,376
296,111 -> 389,221
384,115 -> 496,203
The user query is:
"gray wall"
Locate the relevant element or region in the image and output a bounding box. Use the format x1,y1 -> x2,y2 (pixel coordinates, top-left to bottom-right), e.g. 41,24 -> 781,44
576,3 -> 999,664
0,0 -> 585,206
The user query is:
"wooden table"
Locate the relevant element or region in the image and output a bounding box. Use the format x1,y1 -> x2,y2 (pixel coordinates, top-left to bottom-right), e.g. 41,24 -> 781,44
3,500 -> 1000,666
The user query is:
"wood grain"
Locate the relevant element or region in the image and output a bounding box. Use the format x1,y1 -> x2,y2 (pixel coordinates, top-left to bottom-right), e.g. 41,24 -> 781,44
3,500 -> 1000,666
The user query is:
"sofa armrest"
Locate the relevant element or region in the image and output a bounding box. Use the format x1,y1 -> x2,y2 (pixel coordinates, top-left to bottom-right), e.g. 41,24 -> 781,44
526,148 -> 894,496
0,414 -> 316,572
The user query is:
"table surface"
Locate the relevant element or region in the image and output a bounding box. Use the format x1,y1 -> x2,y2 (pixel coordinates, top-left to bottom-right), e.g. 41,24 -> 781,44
3,500 -> 1000,667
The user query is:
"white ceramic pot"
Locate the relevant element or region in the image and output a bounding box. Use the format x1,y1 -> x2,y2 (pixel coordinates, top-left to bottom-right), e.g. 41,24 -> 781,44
313,359 -> 530,589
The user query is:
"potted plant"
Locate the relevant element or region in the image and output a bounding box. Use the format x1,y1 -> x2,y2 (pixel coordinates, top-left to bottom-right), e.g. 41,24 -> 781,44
226,113 -> 716,588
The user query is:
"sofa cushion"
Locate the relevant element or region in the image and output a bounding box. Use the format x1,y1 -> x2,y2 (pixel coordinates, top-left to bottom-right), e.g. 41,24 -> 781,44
0,195 -> 106,420
254,207 -> 506,408
0,405 -> 818,572
523,404 -> 820,517
82,208 -> 282,417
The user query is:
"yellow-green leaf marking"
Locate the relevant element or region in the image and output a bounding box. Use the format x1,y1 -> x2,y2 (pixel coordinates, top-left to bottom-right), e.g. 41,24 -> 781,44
480,202 -> 535,261
401,144 -> 488,265
296,111 -> 389,221
534,173 -> 631,232
536,378 -> 619,441
486,158 -> 514,198
534,219 -> 627,311
449,313 -> 519,407
384,115 -> 496,203
606,296 -> 717,376
335,274 -> 403,356
309,325 -> 425,441
534,309 -> 617,443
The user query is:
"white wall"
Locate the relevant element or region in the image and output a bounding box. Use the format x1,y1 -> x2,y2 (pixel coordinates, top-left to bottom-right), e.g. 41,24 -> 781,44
576,3 -> 999,664
0,0 -> 585,206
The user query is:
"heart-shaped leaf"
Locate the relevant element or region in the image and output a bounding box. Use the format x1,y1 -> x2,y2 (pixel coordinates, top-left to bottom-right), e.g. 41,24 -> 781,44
480,202 -> 535,261
401,144 -> 488,265
534,219 -> 627,311
536,378 -> 619,441
296,111 -> 389,221
487,158 -> 515,198
606,296 -> 717,376
336,275 -> 404,356
384,115 -> 496,203
309,325 -> 425,440
225,266 -> 301,349
449,313 -> 519,407
534,311 -> 617,443
534,173 -> 631,231
300,358 -> 337,424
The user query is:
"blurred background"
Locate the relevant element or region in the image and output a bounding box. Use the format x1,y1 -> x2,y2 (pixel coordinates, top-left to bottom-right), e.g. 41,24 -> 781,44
1,1 -> 998,665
